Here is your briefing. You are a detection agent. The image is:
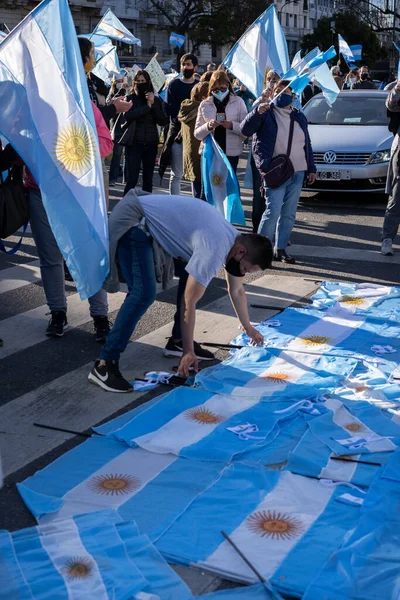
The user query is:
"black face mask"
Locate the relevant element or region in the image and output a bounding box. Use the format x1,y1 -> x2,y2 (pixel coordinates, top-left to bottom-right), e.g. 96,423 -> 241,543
182,68 -> 194,79
224,257 -> 244,277
136,82 -> 151,95
360,73 -> 369,81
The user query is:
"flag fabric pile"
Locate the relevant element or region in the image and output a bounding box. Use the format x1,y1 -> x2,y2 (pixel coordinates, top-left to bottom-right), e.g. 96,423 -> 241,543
13,279 -> 400,598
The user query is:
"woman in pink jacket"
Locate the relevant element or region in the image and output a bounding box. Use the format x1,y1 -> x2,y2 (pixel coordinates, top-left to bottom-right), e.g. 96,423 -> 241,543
194,70 -> 248,173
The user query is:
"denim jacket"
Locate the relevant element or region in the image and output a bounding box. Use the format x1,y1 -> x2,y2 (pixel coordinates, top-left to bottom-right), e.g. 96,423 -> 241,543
240,104 -> 316,175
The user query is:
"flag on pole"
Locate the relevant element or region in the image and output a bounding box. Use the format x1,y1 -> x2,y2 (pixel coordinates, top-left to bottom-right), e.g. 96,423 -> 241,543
202,135 -> 246,225
283,47 -> 320,79
0,31 -> 7,42
92,46 -> 120,83
79,33 -> 114,60
169,32 -> 186,48
160,57 -> 175,70
0,0 -> 109,300
222,5 -> 289,99
338,34 -> 356,63
313,62 -> 340,106
291,49 -> 302,67
93,8 -> 141,46
349,44 -> 362,61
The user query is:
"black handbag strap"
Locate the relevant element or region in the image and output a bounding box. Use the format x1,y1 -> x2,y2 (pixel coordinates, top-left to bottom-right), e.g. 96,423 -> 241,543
286,114 -> 295,157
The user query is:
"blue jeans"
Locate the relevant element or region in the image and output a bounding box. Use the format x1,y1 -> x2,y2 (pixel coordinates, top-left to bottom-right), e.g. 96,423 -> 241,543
100,227 -> 156,361
258,171 -> 305,249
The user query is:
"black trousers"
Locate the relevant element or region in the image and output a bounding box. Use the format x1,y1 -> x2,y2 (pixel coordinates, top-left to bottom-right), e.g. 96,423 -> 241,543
124,142 -> 158,195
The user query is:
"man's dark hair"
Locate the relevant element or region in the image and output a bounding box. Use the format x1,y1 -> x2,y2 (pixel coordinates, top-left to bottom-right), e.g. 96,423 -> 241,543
78,37 -> 93,64
240,233 -> 273,270
180,53 -> 198,68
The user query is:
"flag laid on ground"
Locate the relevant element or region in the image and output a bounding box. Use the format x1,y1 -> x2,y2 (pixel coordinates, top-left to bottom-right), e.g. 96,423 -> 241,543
200,584 -> 271,599
17,436 -> 225,541
286,428 -> 385,487
0,510 -> 192,600
349,44 -> 362,61
169,32 -> 185,48
95,386 -> 320,464
202,135 -> 245,225
93,8 -> 141,45
311,281 -> 392,312
0,0 -> 109,300
156,466 -> 362,597
223,5 -> 289,99
303,450 -> 400,600
79,33 -> 114,59
92,46 -> 120,83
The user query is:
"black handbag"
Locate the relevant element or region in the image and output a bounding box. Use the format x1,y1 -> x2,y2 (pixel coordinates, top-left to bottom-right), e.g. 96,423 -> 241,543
262,114 -> 295,189
0,166 -> 29,240
118,117 -> 137,147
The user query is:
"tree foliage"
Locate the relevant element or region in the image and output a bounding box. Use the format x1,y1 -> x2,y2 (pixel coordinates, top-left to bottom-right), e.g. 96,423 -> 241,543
301,12 -> 388,67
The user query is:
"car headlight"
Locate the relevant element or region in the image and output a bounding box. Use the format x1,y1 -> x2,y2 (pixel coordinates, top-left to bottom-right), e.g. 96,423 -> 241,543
368,149 -> 391,164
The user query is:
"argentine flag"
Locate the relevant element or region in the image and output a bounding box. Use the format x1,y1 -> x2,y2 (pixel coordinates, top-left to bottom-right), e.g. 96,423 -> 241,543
17,436 -> 224,540
202,135 -> 246,225
79,33 -> 114,60
94,8 -> 141,46
156,465 -> 362,597
92,46 -> 120,83
0,0 -> 109,300
338,34 -> 356,64
169,32 -> 186,48
223,5 -> 289,99
349,44 -> 362,61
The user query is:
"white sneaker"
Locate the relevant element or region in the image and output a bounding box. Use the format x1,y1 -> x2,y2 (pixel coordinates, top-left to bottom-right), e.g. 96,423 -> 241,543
381,238 -> 394,256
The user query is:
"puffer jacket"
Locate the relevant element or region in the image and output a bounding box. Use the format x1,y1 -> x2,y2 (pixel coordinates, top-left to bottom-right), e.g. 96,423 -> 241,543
194,94 -> 248,157
125,93 -> 168,146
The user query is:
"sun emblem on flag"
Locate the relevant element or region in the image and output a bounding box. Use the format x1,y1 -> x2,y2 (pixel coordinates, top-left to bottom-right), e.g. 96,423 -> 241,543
184,407 -> 224,425
63,557 -> 94,580
354,385 -> 369,393
88,473 -> 141,496
338,295 -> 365,306
344,422 -> 364,432
246,510 -> 304,540
299,335 -> 332,346
211,173 -> 223,187
261,372 -> 290,384
54,124 -> 95,175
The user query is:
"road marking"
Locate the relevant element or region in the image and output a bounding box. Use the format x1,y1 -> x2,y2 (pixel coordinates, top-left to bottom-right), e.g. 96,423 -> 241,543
291,244 -> 400,264
0,260 -> 41,294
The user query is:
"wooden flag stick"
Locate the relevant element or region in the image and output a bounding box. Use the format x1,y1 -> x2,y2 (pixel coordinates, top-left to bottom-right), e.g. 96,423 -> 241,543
33,423 -> 96,438
331,455 -> 382,467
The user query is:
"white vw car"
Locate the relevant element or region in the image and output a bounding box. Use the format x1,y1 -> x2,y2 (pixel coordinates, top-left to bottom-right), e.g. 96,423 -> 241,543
302,90 -> 393,193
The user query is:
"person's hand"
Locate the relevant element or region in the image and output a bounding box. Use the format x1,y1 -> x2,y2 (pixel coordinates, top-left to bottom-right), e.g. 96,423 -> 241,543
221,120 -> 233,129
307,172 -> 316,185
245,325 -> 264,346
207,119 -> 219,130
261,88 -> 273,101
178,351 -> 199,377
257,102 -> 270,114
145,91 -> 155,106
240,85 -> 247,92
113,97 -> 132,113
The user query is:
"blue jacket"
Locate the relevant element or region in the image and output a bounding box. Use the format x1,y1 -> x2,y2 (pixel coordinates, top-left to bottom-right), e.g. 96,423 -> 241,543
240,104 -> 316,175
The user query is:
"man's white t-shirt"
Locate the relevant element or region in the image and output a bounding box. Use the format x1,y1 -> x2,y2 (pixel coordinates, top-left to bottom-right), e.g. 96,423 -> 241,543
139,195 -> 239,287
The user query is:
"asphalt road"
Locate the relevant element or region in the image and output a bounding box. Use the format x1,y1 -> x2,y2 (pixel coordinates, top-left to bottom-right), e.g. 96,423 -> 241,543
1,160 -> 399,594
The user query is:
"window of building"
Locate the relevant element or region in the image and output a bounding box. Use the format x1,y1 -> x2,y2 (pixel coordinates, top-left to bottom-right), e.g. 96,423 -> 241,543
304,15 -> 307,27
303,0 -> 308,9
286,12 -> 289,26
294,14 -> 297,27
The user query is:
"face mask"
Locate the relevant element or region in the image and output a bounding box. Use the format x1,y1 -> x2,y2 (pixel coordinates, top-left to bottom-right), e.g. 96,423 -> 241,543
361,73 -> 368,81
212,89 -> 229,102
136,82 -> 151,95
182,68 -> 194,79
274,92 -> 293,109
349,78 -> 356,84
224,257 -> 244,277
116,82 -> 122,89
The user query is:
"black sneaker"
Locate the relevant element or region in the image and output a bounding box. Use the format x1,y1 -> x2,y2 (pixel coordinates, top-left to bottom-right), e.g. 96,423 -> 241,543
93,316 -> 111,343
163,337 -> 214,361
88,360 -> 133,393
46,311 -> 68,337
274,249 -> 296,264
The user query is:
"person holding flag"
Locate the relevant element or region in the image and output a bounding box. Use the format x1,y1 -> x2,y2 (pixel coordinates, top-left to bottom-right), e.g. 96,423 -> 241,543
241,79 -> 316,264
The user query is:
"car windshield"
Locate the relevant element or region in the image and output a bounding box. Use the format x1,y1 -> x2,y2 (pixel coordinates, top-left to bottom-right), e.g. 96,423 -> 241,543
304,95 -> 389,126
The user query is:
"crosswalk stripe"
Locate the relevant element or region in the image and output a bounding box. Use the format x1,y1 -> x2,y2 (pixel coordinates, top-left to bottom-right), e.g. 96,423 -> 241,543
291,245 -> 400,264
0,260 -> 41,295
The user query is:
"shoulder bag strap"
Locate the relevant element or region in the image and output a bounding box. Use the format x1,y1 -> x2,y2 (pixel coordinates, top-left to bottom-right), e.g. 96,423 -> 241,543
286,113 -> 295,156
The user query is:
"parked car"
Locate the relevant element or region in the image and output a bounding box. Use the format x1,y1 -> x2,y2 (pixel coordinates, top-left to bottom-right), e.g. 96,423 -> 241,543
302,90 -> 393,193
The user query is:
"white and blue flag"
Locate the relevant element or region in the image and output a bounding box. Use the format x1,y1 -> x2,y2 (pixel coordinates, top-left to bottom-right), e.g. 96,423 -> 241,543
92,46 -> 120,83
169,32 -> 186,48
291,49 -> 302,68
202,135 -> 246,225
0,0 -> 109,300
313,62 -> 340,106
338,34 -> 356,63
223,5 -> 289,99
349,44 -> 362,61
93,8 -> 141,46
161,57 -> 175,69
79,33 -> 114,59
283,47 -> 320,79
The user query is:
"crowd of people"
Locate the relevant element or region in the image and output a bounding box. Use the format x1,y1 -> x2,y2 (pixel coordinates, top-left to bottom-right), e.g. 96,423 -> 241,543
2,41 -> 400,392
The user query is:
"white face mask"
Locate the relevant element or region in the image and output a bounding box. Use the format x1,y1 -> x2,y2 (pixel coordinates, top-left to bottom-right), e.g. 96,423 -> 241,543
116,82 -> 123,89
349,78 -> 356,84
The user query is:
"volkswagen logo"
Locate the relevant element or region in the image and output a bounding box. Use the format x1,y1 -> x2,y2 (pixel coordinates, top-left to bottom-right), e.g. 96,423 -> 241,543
323,151 -> 337,164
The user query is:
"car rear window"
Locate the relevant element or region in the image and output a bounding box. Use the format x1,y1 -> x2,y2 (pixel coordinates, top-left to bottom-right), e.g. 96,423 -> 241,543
304,96 -> 389,126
